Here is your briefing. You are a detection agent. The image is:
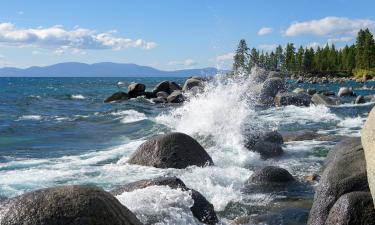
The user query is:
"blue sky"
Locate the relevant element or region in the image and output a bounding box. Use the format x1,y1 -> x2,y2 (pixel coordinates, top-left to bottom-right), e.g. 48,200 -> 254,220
0,0 -> 374,70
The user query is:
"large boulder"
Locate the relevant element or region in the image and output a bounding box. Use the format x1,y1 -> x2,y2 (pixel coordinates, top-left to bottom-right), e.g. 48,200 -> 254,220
245,131 -> 284,159
112,177 -> 218,225
104,92 -> 130,103
259,78 -> 285,105
128,83 -> 146,98
274,92 -> 311,107
1,185 -> 143,225
153,81 -> 182,94
362,107 -> 375,207
325,191 -> 375,225
246,166 -> 295,184
338,87 -> 355,97
308,137 -> 370,225
183,78 -> 203,91
167,90 -> 185,103
128,132 -> 214,169
311,94 -> 340,106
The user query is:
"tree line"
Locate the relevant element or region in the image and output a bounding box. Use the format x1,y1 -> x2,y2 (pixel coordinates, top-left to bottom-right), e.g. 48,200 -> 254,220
233,28 -> 375,77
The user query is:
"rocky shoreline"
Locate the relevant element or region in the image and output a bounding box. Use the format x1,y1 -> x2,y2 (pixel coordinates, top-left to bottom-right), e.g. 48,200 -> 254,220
1,71 -> 375,225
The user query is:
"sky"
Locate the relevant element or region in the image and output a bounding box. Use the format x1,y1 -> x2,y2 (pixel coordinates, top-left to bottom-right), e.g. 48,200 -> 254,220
0,0 -> 374,70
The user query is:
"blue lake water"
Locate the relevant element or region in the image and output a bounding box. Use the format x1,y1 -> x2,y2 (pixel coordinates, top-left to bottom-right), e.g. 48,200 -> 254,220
1,76 -> 375,224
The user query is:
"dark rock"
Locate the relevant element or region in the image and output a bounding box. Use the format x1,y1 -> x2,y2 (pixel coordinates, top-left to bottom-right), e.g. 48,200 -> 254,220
311,94 -> 340,106
308,137 -> 369,225
281,130 -> 320,142
167,90 -> 185,103
183,78 -> 203,91
104,92 -> 130,103
128,83 -> 146,98
274,92 -> 311,107
259,78 -> 285,105
247,166 -> 295,184
153,81 -> 182,94
151,97 -> 167,104
112,177 -> 218,225
268,71 -> 282,79
355,95 -> 365,104
293,88 -> 305,94
143,91 -> 156,99
307,88 -> 317,95
326,191 -> 375,225
128,132 -> 214,169
1,185 -> 143,225
318,90 -> 335,96
245,131 -> 284,159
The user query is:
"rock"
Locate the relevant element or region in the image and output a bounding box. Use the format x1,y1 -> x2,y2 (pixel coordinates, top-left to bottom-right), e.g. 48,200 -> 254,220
259,78 -> 285,105
247,166 -> 295,184
307,137 -> 369,225
112,177 -> 218,225
325,191 -> 375,225
128,132 -> 214,169
156,91 -> 169,98
151,97 -> 167,104
153,81 -> 182,94
268,71 -> 282,79
167,90 -> 185,103
104,92 -> 130,103
245,131 -> 284,158
355,95 -> 365,104
281,130 -> 321,142
318,90 -> 335,96
128,83 -> 146,98
338,87 -> 355,97
143,91 -> 156,99
1,185 -> 143,225
306,88 -> 317,95
274,92 -> 311,107
311,94 -> 340,106
183,78 -> 203,91
305,174 -> 319,182
251,67 -> 269,83
293,88 -> 305,94
362,107 -> 375,207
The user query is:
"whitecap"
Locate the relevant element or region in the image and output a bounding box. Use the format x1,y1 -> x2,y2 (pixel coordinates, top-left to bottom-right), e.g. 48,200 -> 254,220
71,94 -> 86,100
338,116 -> 365,128
17,115 -> 42,121
111,110 -> 147,123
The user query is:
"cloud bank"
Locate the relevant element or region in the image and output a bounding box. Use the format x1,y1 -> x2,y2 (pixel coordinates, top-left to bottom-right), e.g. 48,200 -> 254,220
0,23 -> 157,51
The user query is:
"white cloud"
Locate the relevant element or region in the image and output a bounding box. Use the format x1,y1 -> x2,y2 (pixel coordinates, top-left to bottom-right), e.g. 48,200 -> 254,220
327,36 -> 353,44
306,42 -> 322,50
216,52 -> 234,62
258,44 -> 278,52
0,22 -> 157,51
168,59 -> 196,67
285,17 -> 375,37
258,27 -> 273,36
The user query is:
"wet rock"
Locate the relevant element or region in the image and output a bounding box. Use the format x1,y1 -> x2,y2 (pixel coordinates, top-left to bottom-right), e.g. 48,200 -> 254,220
143,91 -> 156,99
337,87 -> 355,97
156,91 -> 169,98
311,93 -> 340,106
281,130 -> 320,142
268,71 -> 282,79
355,95 -> 365,104
183,78 -> 203,91
293,88 -> 305,94
104,92 -> 130,103
128,83 -> 146,98
128,132 -> 214,169
245,131 -> 284,158
153,81 -> 182,94
167,90 -> 185,103
274,92 -> 311,107
318,90 -> 335,96
259,78 -> 285,105
247,166 -> 295,184
251,67 -> 269,83
305,174 -> 319,182
325,191 -> 375,225
112,177 -> 219,225
362,107 -> 375,206
308,137 -> 369,225
306,88 -> 317,95
151,97 -> 167,104
1,185 -> 143,225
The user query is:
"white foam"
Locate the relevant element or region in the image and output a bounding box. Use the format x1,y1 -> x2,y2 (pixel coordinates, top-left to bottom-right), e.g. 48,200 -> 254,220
338,116 -> 365,128
116,186 -> 199,225
111,110 -> 147,123
17,115 -> 43,121
71,94 -> 86,100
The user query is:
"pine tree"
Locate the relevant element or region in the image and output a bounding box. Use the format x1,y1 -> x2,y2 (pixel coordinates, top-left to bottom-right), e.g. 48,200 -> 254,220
275,45 -> 284,70
248,48 -> 260,69
233,39 -> 249,71
284,43 -> 296,72
295,46 -> 304,73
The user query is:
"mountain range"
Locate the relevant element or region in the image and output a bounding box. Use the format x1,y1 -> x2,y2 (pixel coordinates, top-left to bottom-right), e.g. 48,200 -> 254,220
0,62 -> 225,77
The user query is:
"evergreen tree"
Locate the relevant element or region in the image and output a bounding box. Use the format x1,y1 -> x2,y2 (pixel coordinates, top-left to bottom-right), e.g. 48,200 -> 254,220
284,43 -> 296,72
233,39 -> 249,71
275,45 -> 284,70
295,46 -> 304,73
303,48 -> 314,72
248,48 -> 260,69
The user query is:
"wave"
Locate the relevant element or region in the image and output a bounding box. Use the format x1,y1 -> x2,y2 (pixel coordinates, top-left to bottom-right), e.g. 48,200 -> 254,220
16,115 -> 43,121
71,94 -> 86,100
111,110 -> 147,124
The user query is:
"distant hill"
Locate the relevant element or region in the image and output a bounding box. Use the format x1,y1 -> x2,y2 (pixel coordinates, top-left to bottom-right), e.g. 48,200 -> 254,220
0,62 -> 226,77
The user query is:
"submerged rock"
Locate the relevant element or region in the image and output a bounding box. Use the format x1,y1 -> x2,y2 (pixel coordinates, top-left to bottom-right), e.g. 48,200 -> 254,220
247,166 -> 295,184
167,90 -> 185,103
308,137 -> 370,225
104,92 -> 130,103
128,132 -> 214,169
112,177 -> 218,225
311,93 -> 340,106
1,185 -> 143,225
306,88 -> 317,95
274,92 -> 311,107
